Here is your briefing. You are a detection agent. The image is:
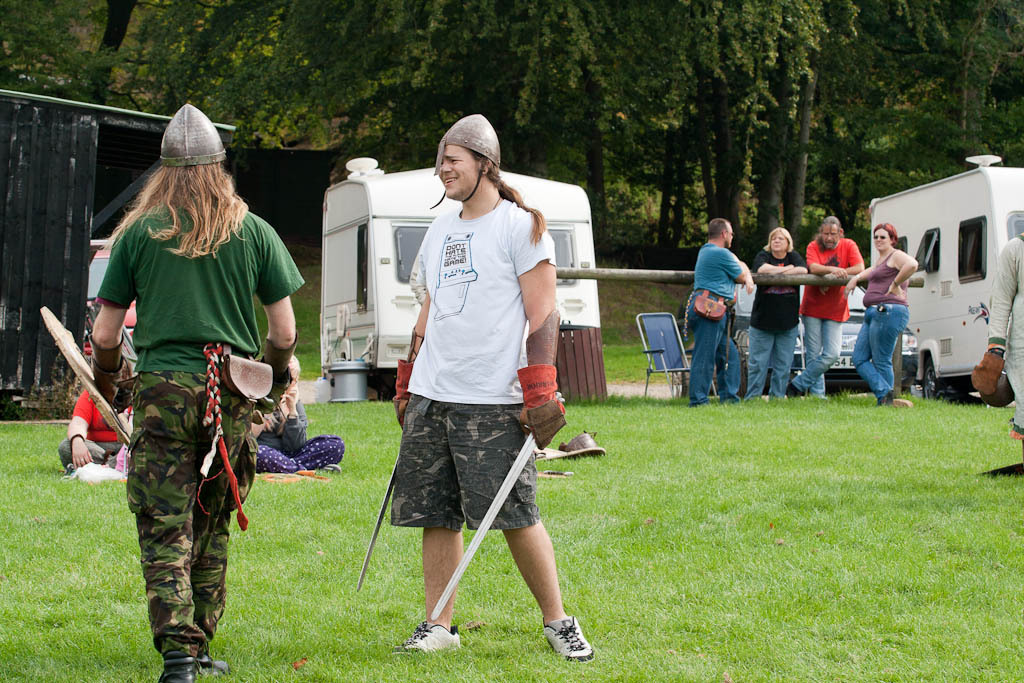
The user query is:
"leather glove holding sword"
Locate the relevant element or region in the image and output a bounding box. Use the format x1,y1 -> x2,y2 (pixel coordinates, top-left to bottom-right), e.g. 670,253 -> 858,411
518,309 -> 566,449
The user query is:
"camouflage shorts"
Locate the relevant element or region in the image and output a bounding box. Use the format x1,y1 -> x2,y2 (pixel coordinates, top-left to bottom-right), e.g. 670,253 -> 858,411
390,395 -> 540,531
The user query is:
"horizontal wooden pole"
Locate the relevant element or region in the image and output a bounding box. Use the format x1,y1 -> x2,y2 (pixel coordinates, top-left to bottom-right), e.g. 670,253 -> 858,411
556,267 -> 924,288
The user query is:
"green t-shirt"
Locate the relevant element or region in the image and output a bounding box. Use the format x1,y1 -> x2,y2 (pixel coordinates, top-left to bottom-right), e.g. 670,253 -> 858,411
98,211 -> 304,373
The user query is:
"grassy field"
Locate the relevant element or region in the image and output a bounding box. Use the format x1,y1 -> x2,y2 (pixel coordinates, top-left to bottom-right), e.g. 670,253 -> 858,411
4,396 -> 1024,681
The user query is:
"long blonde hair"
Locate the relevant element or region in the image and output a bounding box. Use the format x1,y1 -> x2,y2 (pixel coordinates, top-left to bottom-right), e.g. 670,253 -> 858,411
110,163 -> 248,258
477,155 -> 547,245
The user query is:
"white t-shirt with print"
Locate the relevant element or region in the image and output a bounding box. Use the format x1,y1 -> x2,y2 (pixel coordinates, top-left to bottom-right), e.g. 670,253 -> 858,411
409,199 -> 556,404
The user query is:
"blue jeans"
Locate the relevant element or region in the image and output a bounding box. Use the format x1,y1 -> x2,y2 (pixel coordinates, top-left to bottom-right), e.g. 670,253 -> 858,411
792,316 -> 842,397
853,303 -> 910,399
687,303 -> 740,406
744,325 -> 799,399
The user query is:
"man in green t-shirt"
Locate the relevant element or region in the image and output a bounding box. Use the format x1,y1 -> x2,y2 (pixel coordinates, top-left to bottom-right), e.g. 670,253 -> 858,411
91,104 -> 304,683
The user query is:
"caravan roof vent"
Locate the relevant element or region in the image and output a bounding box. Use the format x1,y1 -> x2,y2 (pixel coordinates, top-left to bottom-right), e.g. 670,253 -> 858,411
346,157 -> 384,178
965,154 -> 1002,168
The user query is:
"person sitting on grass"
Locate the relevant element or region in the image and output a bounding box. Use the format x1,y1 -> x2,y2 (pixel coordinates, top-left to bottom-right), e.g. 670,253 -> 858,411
254,357 -> 345,473
57,390 -> 122,473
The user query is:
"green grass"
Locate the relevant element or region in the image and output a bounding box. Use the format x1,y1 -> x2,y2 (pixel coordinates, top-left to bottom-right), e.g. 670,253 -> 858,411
4,397 -> 1024,681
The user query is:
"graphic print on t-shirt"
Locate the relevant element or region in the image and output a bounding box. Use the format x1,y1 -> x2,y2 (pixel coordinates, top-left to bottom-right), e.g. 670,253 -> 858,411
434,232 -> 479,319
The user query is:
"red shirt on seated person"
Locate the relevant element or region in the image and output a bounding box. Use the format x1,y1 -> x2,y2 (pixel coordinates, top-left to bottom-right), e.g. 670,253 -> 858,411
58,391 -> 122,471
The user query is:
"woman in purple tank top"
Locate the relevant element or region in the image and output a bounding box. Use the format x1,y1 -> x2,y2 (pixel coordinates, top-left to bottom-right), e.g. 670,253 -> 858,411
843,223 -> 919,405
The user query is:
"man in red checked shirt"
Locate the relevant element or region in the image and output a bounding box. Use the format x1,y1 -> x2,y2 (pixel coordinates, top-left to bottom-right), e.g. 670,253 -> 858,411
388,114 -> 593,662
57,390 -> 124,472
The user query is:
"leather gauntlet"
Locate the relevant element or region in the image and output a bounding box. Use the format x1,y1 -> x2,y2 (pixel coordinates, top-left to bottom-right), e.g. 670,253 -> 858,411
90,339 -> 124,408
972,348 -> 1005,396
261,336 -> 297,404
517,364 -> 565,449
394,359 -> 414,427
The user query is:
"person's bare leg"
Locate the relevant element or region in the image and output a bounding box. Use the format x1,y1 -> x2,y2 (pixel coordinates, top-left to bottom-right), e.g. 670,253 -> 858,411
423,527 -> 462,630
503,522 -> 567,624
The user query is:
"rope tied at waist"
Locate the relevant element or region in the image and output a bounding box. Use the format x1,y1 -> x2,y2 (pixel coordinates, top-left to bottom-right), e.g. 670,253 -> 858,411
200,343 -> 249,531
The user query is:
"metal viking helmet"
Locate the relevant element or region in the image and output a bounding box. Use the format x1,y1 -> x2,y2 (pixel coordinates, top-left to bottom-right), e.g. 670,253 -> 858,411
160,104 -> 226,167
434,114 -> 500,174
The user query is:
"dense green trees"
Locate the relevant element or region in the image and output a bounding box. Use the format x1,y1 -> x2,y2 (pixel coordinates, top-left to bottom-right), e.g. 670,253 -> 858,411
4,0 -> 1023,260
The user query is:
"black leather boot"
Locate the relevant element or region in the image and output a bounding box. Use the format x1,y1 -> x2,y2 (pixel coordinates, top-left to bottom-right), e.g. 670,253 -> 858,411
196,652 -> 230,676
158,651 -> 197,683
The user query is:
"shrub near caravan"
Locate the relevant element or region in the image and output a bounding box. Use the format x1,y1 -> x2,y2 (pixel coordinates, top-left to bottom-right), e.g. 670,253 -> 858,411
320,158 -> 601,400
869,155 -> 1024,400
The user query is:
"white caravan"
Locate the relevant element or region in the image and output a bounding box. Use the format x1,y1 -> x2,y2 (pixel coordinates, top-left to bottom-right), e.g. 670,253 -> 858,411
321,158 -> 601,396
869,156 -> 1024,399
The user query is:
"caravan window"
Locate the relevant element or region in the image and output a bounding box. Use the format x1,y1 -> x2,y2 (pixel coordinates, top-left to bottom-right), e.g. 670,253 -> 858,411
394,225 -> 428,283
958,217 -> 986,283
356,223 -> 368,311
1008,212 -> 1024,240
914,228 -> 940,273
549,227 -> 576,285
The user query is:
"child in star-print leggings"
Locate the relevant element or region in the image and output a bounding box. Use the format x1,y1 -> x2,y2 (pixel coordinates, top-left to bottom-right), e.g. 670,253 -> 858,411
257,434 -> 344,473
254,357 -> 344,473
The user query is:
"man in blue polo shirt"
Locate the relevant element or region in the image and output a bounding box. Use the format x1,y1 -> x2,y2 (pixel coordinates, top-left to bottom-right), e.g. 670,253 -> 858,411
686,218 -> 755,406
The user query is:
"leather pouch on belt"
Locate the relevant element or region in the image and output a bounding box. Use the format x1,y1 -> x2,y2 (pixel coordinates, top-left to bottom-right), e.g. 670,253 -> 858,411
223,355 -> 273,401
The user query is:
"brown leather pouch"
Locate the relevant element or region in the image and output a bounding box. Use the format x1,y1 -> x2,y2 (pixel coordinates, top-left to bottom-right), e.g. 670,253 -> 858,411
223,354 -> 273,401
693,289 -> 728,321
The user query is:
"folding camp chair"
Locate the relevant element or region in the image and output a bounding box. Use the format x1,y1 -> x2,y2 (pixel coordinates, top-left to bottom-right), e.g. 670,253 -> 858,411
636,312 -> 690,398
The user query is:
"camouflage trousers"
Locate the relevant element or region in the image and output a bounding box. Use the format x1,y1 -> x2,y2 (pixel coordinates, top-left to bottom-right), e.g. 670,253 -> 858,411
127,370 -> 256,656
390,395 -> 540,531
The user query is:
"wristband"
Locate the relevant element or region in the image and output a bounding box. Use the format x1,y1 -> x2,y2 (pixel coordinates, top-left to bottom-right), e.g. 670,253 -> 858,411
70,434 -> 85,446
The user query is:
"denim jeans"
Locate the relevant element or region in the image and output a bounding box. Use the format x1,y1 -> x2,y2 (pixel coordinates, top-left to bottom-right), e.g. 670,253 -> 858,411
792,316 -> 843,397
687,302 -> 740,406
853,303 -> 910,399
744,325 -> 799,400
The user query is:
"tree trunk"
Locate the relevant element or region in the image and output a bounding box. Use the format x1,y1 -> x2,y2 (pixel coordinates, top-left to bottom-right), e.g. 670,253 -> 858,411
710,74 -> 741,229
756,56 -> 792,239
584,70 -> 607,246
93,0 -> 138,104
657,128 -> 675,246
695,71 -> 717,221
784,69 -> 817,237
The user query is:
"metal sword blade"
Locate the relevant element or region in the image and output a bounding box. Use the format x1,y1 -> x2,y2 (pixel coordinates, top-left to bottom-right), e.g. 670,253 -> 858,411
430,433 -> 537,621
356,454 -> 401,591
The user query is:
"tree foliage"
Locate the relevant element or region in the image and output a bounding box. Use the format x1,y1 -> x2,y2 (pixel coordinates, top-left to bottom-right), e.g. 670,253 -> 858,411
5,0 -> 1024,261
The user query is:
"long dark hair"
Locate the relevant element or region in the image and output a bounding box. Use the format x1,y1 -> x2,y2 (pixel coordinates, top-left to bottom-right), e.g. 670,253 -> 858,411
476,154 -> 547,246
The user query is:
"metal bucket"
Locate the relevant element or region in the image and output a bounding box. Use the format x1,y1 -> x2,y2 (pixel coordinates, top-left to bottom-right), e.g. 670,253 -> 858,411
329,360 -> 368,402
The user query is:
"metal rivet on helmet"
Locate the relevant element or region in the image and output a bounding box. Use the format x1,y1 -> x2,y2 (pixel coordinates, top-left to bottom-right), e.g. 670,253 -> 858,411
161,104 -> 227,167
434,114 -> 500,175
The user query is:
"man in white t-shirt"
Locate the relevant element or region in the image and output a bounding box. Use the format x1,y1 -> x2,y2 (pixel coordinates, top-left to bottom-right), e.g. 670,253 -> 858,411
389,114 -> 594,662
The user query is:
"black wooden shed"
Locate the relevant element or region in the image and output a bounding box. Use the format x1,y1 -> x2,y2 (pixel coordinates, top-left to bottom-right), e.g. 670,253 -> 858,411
0,90 -> 234,392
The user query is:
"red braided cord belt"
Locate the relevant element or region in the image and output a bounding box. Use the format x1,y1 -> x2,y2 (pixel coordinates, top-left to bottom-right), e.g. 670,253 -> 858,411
200,343 -> 249,531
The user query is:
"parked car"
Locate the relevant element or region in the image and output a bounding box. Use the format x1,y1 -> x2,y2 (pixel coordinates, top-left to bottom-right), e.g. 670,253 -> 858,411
731,285 -> 918,393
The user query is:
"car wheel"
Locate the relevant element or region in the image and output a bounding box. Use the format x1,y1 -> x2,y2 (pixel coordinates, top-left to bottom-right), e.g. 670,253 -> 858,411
922,358 -> 940,400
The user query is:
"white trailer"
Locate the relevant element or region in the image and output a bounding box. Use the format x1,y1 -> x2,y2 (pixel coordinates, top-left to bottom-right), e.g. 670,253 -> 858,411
320,158 -> 601,397
869,156 -> 1024,399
